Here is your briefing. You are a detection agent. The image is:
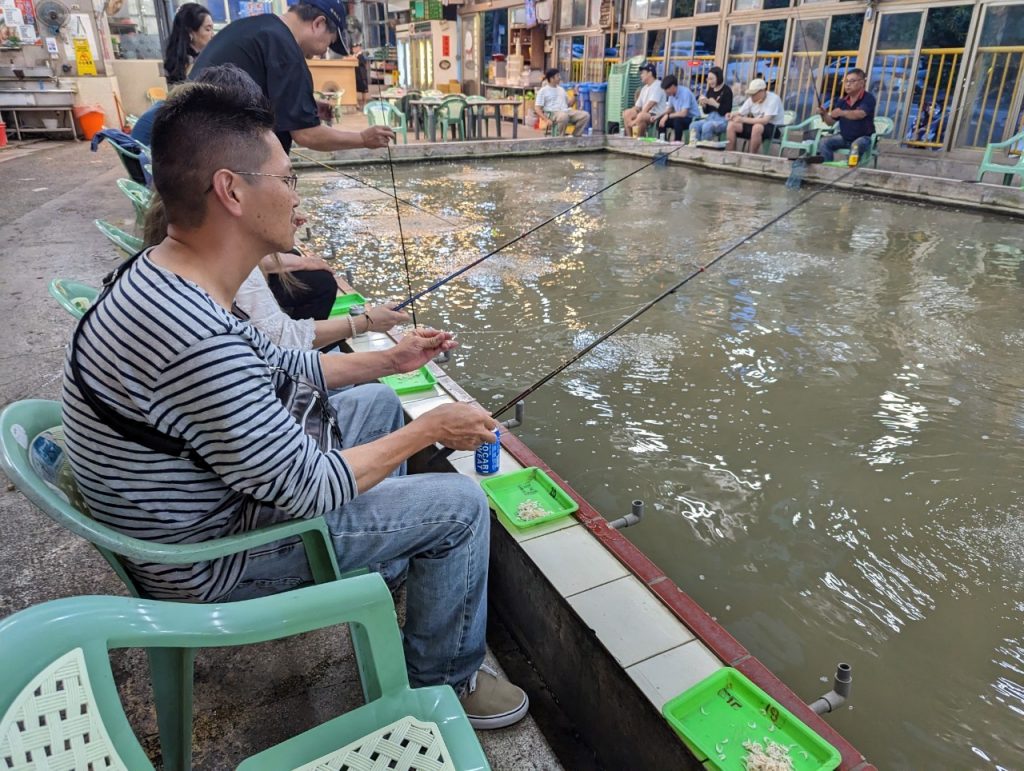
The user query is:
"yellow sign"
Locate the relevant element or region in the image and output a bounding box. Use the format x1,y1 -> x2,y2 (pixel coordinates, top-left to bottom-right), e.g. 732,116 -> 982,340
73,38 -> 97,76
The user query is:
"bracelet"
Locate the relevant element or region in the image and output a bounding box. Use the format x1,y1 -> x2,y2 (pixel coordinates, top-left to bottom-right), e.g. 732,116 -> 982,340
364,308 -> 374,332
347,314 -> 357,339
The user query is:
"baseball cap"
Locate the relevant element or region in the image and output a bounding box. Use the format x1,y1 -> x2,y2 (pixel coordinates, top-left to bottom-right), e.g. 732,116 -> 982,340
639,63 -> 657,75
746,78 -> 767,95
304,0 -> 350,55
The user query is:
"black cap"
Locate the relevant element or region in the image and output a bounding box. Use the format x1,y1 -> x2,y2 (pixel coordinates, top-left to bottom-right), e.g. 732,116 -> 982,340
639,63 -> 657,75
304,0 -> 349,55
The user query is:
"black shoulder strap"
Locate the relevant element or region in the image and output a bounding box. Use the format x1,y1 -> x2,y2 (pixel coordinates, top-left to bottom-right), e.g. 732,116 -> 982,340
69,251 -> 211,470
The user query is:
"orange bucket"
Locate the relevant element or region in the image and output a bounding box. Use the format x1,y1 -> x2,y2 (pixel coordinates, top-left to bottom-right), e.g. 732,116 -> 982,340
73,105 -> 106,140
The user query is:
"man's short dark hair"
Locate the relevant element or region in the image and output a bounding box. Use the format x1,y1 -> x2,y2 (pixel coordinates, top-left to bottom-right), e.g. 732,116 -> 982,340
289,2 -> 339,34
545,67 -> 560,81
847,68 -> 866,80
151,66 -> 275,229
661,74 -> 678,89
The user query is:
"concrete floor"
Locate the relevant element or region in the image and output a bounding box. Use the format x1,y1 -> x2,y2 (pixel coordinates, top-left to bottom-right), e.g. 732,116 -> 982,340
0,138 -> 564,770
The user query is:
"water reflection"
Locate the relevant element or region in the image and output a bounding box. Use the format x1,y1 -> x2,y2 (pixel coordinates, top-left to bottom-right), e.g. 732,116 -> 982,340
299,155 -> 1024,768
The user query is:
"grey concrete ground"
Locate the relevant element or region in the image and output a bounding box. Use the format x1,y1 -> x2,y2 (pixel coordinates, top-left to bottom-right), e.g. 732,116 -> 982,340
0,139 -> 563,770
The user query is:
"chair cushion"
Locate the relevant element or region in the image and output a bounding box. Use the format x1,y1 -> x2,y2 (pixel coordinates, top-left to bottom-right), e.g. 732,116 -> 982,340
29,427 -> 90,513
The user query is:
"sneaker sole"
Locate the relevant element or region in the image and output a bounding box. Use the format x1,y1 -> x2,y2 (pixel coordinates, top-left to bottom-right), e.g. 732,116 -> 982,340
466,693 -> 530,730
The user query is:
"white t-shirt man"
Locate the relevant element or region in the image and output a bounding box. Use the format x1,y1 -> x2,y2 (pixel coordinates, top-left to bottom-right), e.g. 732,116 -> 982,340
636,81 -> 666,113
536,83 -> 570,114
737,90 -> 785,125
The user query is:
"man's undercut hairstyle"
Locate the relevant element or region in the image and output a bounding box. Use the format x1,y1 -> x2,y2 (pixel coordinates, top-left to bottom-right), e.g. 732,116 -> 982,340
150,65 -> 275,230
289,3 -> 338,34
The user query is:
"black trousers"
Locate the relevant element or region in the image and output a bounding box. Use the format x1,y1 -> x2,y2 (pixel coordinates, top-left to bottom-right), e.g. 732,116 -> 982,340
267,269 -> 337,321
661,115 -> 693,142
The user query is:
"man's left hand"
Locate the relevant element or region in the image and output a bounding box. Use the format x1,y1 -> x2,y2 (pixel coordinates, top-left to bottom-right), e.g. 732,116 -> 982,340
830,108 -> 844,120
317,101 -> 334,123
362,125 -> 396,148
389,328 -> 458,373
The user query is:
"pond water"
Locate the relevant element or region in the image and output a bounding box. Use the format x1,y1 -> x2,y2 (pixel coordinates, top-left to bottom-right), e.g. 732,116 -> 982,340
300,153 -> 1024,769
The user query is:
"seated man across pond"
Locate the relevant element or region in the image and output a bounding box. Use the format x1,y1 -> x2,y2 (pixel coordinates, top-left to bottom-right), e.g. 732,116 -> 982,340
535,67 -> 591,136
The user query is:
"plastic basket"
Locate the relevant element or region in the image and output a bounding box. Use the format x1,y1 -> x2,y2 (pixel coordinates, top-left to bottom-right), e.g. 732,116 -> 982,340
479,467 -> 578,529
379,365 -> 437,395
662,668 -> 841,771
328,292 -> 368,318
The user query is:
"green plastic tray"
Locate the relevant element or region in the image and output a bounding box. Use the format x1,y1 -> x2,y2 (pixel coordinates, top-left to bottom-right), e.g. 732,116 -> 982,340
328,292 -> 368,318
662,668 -> 840,771
479,467 -> 578,529
379,366 -> 437,395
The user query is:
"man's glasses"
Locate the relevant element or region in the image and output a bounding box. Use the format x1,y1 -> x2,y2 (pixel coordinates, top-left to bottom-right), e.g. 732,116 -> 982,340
206,170 -> 299,193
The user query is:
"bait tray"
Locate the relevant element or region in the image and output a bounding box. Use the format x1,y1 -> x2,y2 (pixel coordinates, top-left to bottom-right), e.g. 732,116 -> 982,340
328,292 -> 368,318
379,366 -> 438,395
662,668 -> 841,771
480,467 -> 578,529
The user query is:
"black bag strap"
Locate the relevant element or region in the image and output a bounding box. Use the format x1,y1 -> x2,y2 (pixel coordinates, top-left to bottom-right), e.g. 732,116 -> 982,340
69,251 -> 211,470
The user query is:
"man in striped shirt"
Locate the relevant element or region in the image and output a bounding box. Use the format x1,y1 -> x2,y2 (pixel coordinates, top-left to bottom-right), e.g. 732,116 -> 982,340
62,75 -> 529,729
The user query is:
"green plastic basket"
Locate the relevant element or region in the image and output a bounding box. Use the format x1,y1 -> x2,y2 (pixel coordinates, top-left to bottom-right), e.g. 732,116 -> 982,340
479,467 -> 578,529
328,292 -> 368,318
662,668 -> 840,771
379,366 -> 438,395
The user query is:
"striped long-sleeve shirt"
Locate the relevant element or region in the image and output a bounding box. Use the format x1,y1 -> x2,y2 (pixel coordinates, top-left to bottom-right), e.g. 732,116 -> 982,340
61,253 -> 357,601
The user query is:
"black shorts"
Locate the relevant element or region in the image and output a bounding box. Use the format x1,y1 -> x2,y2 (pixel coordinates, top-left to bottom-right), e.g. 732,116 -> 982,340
736,123 -> 780,141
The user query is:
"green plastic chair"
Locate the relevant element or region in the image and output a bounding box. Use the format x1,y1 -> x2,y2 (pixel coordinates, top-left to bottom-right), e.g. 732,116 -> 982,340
778,114 -> 829,157
0,580 -> 490,771
976,129 -> 1024,185
823,116 -> 894,169
94,219 -> 143,256
0,399 -> 369,771
364,99 -> 408,144
759,110 -> 795,155
437,95 -> 468,141
48,278 -> 99,319
466,95 -> 495,139
116,178 -> 152,226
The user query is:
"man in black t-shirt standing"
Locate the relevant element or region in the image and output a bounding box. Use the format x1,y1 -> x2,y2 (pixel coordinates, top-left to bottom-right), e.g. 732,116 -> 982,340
190,0 -> 393,154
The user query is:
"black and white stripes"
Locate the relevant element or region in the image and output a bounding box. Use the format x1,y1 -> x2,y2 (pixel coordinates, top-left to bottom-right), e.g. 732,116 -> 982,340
61,253 -> 356,602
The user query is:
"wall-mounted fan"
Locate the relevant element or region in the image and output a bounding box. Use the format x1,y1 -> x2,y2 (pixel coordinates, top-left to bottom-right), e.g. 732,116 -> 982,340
35,0 -> 70,35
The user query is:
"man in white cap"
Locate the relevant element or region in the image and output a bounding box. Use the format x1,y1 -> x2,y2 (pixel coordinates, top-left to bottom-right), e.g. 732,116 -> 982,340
725,77 -> 785,154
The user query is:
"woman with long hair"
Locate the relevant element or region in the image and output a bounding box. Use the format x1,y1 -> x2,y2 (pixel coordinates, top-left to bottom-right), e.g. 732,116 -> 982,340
164,3 -> 214,86
689,66 -> 733,143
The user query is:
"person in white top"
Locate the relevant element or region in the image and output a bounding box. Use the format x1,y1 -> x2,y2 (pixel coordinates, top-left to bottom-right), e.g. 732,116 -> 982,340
621,63 -> 666,137
534,68 -> 591,136
725,78 -> 785,154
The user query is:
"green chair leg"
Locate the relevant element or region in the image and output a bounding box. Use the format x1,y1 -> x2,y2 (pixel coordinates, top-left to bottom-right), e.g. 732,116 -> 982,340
147,646 -> 196,771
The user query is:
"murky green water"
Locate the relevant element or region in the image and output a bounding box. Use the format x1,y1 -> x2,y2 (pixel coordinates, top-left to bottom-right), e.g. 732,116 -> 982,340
300,154 -> 1024,768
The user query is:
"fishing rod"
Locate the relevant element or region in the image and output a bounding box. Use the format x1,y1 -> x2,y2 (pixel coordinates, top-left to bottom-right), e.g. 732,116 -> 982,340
394,144 -> 687,311
430,165 -> 860,463
293,150 -> 462,228
376,81 -> 418,327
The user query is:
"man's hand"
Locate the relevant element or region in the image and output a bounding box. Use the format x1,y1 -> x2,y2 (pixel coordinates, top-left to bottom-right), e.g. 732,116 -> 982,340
415,402 -> 499,451
830,108 -> 844,120
388,328 -> 458,373
362,125 -> 396,148
365,302 -> 411,333
317,100 -> 335,123
658,114 -> 668,128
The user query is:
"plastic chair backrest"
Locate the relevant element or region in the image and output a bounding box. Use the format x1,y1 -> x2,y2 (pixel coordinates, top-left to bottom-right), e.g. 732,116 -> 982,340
364,100 -> 392,127
116,178 -> 152,214
874,116 -> 894,138
0,578 -> 409,771
466,95 -> 486,103
782,110 -> 796,127
94,219 -> 143,256
439,95 -> 466,121
49,278 -> 99,319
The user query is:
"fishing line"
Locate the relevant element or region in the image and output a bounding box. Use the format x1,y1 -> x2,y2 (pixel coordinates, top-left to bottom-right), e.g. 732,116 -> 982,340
394,145 -> 686,311
375,82 -> 419,328
293,150 -> 463,228
427,165 -> 860,464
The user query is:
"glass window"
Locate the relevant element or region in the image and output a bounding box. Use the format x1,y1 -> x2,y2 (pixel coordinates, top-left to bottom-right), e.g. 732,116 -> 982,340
625,31 -> 645,59
672,0 -> 695,18
648,29 -> 668,74
109,0 -> 163,60
560,0 -> 573,30
695,0 -> 719,13
573,0 -> 588,28
733,0 -> 757,10
650,0 -> 670,19
784,17 -> 826,119
958,4 -> 1024,148
557,36 -> 573,79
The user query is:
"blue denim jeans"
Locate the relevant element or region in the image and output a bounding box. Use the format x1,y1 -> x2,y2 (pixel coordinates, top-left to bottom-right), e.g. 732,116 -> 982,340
226,383 -> 490,691
690,113 -> 728,141
820,133 -> 872,162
